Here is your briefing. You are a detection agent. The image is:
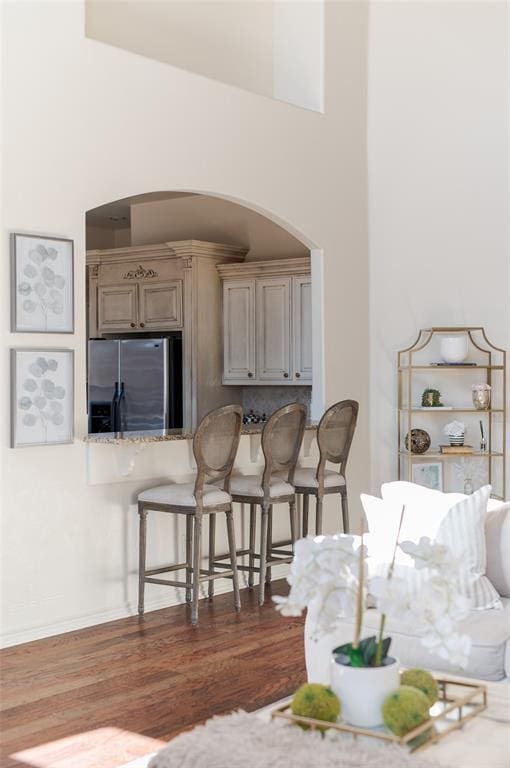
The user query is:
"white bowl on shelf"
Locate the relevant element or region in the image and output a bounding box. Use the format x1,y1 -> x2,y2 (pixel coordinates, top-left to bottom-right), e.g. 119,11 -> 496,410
440,335 -> 468,363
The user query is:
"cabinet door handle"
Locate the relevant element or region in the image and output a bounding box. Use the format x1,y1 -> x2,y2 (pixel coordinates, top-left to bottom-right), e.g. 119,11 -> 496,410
130,322 -> 135,328
284,372 -> 289,378
247,372 -> 253,378
295,372 -> 301,378
140,322 -> 145,328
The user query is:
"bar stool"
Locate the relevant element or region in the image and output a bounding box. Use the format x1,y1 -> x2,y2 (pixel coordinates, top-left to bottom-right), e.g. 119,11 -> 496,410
137,404 -> 243,625
219,403 -> 306,606
295,400 -> 358,535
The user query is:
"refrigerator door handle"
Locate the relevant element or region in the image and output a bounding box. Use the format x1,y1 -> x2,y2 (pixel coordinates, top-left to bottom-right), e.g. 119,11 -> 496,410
111,381 -> 120,432
118,382 -> 125,432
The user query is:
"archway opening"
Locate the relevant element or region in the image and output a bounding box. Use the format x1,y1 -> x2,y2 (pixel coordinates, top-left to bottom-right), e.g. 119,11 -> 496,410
85,190 -> 324,434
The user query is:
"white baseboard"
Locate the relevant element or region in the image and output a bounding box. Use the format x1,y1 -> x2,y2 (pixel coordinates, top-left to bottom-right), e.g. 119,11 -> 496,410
0,564 -> 290,648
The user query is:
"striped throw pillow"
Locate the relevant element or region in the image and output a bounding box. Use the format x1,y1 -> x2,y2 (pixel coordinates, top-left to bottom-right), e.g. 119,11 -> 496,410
363,483 -> 502,610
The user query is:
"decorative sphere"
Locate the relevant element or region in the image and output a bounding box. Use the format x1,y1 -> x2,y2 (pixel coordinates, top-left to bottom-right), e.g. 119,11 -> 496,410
291,683 -> 341,731
401,669 -> 439,707
405,429 -> 431,454
382,686 -> 430,736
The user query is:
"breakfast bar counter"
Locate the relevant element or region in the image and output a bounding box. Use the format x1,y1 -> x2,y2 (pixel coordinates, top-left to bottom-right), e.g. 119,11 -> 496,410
83,421 -> 318,444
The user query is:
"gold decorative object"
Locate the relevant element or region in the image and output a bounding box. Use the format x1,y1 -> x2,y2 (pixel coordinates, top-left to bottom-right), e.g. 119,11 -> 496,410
271,677 -> 487,755
397,327 -> 506,500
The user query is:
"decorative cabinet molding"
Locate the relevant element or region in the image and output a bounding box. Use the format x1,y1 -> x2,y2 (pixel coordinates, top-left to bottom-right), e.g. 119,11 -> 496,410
218,257 -> 312,386
123,264 -> 159,280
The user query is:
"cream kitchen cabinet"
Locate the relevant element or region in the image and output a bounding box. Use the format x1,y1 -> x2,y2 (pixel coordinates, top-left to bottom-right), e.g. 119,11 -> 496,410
292,275 -> 312,382
88,240 -> 249,430
139,280 -> 183,331
218,257 -> 312,385
97,279 -> 183,333
222,280 -> 256,381
97,284 -> 138,332
256,277 -> 292,381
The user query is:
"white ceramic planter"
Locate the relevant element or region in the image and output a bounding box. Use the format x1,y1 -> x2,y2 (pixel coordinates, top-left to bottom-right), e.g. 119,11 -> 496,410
440,335 -> 468,364
330,656 -> 400,728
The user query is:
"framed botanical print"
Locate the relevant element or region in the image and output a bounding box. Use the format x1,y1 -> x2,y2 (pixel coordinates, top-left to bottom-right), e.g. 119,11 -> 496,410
412,461 -> 443,491
11,233 -> 74,333
11,348 -> 74,448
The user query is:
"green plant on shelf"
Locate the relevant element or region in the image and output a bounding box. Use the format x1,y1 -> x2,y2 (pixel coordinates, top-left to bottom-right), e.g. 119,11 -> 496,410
421,388 -> 443,407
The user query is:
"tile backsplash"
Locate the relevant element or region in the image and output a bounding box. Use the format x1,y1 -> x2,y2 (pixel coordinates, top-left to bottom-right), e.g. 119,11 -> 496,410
242,386 -> 312,418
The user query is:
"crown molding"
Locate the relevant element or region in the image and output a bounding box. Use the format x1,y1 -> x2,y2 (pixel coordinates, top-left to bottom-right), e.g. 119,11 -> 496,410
216,256 -> 311,280
86,240 -> 248,266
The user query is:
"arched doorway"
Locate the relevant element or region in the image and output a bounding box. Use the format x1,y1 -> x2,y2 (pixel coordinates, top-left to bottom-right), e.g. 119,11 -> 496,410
86,190 -> 324,433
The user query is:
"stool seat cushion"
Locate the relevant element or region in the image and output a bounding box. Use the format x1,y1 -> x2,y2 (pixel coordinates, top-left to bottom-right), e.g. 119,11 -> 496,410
293,467 -> 345,489
230,473 -> 294,499
138,483 -> 231,508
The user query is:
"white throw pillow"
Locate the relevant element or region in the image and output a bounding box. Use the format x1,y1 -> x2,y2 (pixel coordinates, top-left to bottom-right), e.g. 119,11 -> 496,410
362,483 -> 502,610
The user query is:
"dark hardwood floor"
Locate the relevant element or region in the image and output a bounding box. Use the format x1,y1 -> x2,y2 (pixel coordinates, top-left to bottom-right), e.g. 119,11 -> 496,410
0,580 -> 305,768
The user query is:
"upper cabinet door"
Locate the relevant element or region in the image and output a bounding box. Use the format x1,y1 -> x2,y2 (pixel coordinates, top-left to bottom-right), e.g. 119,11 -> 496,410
292,275 -> 313,382
256,277 -> 291,382
222,280 -> 256,381
139,280 -> 183,330
98,284 -> 138,332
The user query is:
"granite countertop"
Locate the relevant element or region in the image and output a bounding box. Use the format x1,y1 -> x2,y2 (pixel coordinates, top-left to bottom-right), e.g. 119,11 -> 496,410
83,421 -> 318,444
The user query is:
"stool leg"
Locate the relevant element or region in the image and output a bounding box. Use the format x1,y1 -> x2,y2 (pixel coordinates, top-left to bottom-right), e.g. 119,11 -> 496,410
289,499 -> 297,548
226,509 -> 241,612
265,505 -> 273,586
302,494 -> 309,537
341,487 -> 350,533
185,514 -> 192,604
316,495 -> 323,535
191,513 -> 202,625
138,504 -> 147,615
248,503 -> 256,588
258,503 -> 269,606
208,512 -> 216,599
289,501 -> 296,543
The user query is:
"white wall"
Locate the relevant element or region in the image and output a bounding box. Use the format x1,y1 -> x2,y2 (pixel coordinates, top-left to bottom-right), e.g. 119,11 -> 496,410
85,0 -> 275,97
273,0 -> 324,112
85,0 -> 324,112
129,194 -> 309,259
368,1 -> 509,494
0,0 -> 369,646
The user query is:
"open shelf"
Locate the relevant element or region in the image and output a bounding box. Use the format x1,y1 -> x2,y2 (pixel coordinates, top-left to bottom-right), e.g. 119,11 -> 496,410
399,451 -> 504,459
397,327 -> 506,497
398,365 -> 504,371
399,408 -> 504,414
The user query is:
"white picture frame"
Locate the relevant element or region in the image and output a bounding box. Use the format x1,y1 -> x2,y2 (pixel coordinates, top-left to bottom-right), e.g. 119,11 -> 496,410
11,348 -> 74,448
412,461 -> 443,491
11,233 -> 74,333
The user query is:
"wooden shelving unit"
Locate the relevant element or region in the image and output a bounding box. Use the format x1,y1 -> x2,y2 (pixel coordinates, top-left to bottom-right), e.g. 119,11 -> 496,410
397,327 -> 506,500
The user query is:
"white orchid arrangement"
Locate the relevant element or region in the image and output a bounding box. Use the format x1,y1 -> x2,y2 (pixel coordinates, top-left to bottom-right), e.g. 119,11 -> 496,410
274,508 -> 471,669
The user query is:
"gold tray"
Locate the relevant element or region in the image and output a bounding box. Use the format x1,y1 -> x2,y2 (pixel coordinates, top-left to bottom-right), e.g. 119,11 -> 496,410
271,677 -> 487,753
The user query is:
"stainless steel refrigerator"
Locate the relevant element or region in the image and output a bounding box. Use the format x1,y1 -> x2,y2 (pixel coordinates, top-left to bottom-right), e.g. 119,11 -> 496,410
88,337 -> 182,433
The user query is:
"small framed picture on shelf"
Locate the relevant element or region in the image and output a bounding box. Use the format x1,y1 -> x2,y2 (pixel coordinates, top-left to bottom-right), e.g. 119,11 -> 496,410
11,348 -> 74,448
412,461 -> 443,491
11,232 -> 74,333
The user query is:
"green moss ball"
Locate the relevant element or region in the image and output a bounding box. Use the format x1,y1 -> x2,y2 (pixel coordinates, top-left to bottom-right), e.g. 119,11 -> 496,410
382,686 -> 430,736
291,683 -> 340,730
401,669 -> 439,706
